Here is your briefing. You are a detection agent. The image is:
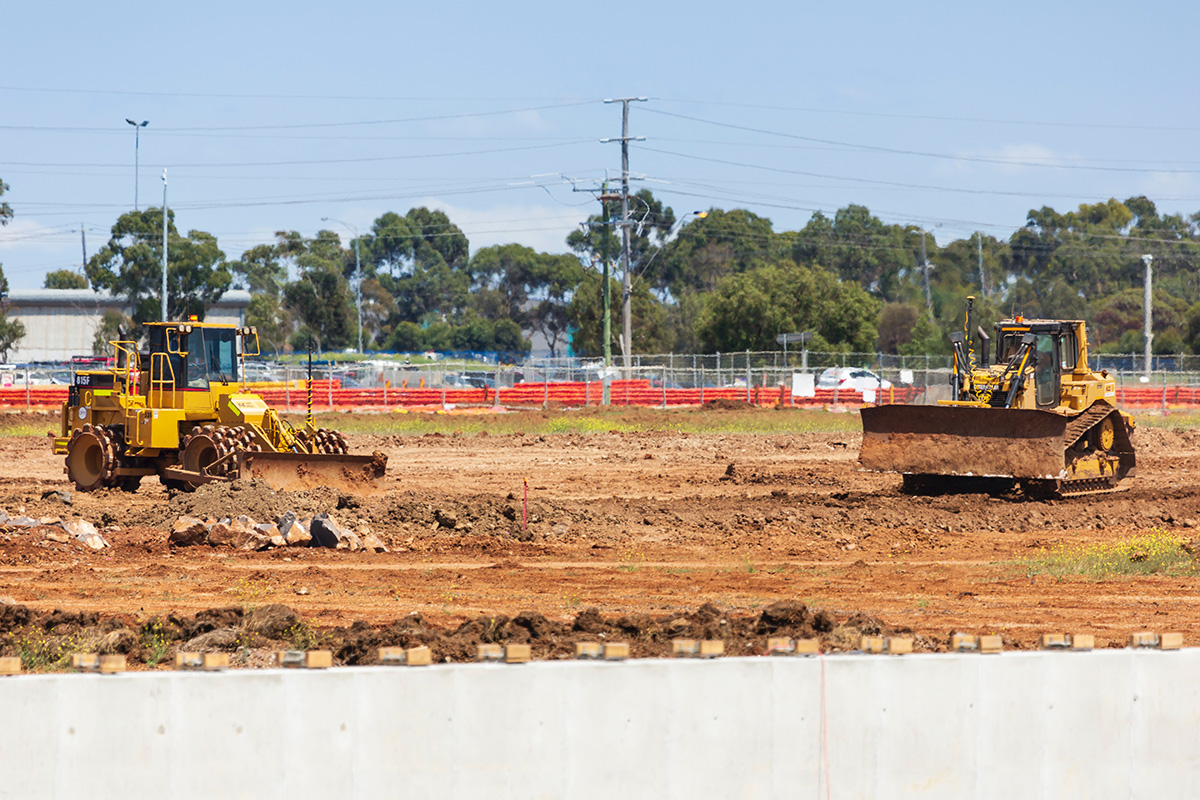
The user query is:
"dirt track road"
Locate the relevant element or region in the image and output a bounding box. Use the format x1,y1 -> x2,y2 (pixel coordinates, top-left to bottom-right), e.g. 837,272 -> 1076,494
2,408 -> 1200,656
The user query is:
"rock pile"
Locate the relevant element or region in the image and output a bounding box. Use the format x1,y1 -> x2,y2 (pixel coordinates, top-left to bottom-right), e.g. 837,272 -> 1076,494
169,511 -> 388,553
0,507 -> 109,550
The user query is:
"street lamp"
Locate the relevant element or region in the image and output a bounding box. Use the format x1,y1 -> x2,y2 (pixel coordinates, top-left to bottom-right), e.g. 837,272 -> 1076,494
125,119 -> 149,210
321,217 -> 363,354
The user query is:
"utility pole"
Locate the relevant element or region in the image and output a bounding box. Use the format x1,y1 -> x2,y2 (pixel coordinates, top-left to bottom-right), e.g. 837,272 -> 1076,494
1143,254 -> 1154,380
599,182 -> 613,405
603,97 -> 646,379
161,170 -> 168,321
80,224 -> 87,273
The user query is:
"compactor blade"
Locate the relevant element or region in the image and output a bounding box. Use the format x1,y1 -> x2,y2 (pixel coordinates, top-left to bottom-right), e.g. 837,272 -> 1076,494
860,404 -> 1068,480
237,451 -> 388,493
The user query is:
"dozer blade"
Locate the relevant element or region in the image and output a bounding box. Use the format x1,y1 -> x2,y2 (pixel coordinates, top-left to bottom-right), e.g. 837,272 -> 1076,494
236,450 -> 388,493
860,404 -> 1069,480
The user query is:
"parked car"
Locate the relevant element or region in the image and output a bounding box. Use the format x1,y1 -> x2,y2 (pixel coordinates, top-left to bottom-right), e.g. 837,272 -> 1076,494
816,367 -> 892,391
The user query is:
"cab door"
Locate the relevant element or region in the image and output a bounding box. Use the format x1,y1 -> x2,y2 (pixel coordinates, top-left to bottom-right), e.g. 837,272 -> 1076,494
1034,334 -> 1060,407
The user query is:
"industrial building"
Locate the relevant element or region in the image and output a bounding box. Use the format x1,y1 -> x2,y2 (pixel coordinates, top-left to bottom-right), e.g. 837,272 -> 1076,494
3,288 -> 251,362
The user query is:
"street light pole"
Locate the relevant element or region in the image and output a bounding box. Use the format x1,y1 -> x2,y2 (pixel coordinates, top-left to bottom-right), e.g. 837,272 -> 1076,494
161,170 -> 168,321
322,217 -> 363,354
1143,254 -> 1154,380
125,119 -> 149,210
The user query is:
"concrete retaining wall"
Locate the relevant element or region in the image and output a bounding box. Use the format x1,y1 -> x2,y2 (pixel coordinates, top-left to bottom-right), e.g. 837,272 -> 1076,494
2,650 -> 1198,799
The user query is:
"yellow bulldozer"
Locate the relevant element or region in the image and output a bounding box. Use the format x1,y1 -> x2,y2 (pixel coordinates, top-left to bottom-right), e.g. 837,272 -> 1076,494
860,298 -> 1135,496
53,319 -> 386,493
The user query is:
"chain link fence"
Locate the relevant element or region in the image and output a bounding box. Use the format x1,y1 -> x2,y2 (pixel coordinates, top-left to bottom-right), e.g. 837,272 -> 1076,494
8,351 -> 1200,411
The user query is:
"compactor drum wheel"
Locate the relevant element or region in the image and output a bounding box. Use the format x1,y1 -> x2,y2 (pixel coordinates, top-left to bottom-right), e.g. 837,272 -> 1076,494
179,425 -> 238,485
66,425 -> 114,491
296,427 -> 349,455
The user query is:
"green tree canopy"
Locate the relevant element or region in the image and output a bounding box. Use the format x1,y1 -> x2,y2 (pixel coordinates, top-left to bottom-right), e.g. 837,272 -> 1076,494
43,270 -> 89,290
86,208 -> 231,326
695,260 -> 880,353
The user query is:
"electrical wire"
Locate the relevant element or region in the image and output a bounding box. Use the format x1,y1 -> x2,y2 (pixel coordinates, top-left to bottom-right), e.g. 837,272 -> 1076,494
643,108 -> 1200,174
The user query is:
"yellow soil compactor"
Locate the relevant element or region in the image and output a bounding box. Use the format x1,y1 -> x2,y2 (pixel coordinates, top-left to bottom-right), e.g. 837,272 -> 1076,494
53,320 -> 386,493
861,299 -> 1135,497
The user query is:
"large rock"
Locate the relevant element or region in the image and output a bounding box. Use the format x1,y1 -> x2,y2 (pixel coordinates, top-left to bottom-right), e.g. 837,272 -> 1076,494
277,511 -> 312,547
66,519 -> 107,550
5,516 -> 37,528
255,523 -> 286,549
360,532 -> 389,554
206,521 -> 237,548
233,529 -> 271,551
169,516 -> 210,547
232,515 -> 257,533
309,512 -> 342,549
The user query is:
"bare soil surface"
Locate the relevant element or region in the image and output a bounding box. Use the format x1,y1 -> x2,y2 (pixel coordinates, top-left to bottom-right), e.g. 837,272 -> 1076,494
3,407 -> 1200,667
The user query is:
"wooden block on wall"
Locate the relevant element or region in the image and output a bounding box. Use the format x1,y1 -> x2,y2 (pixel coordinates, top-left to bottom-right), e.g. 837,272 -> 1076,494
304,650 -> 332,669
602,643 -> 629,661
1159,632 -> 1184,651
476,644 -> 503,662
1070,634 -> 1095,651
979,635 -> 1003,654
504,644 -> 531,664
575,642 -> 602,659
671,639 -> 699,657
98,655 -> 126,674
405,646 -> 433,666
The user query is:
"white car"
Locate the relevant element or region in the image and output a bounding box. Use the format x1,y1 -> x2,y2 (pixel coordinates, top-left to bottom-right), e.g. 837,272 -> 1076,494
816,367 -> 892,391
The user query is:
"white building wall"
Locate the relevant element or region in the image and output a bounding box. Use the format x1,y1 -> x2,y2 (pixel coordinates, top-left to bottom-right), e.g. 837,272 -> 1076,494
4,289 -> 250,362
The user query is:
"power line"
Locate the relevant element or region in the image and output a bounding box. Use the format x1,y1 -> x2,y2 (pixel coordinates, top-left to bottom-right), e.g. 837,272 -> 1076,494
643,108 -> 1200,174
654,97 -> 1200,134
0,139 -> 593,170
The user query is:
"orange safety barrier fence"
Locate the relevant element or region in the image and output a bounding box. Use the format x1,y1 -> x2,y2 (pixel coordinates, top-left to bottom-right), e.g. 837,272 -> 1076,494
3,382 -> 1200,410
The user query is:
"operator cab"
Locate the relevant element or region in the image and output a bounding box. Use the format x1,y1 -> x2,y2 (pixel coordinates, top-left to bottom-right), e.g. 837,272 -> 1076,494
994,319 -> 1081,408
146,322 -> 240,390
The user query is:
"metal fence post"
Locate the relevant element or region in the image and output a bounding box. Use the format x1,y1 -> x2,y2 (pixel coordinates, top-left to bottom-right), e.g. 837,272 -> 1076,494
662,367 -> 667,409
285,367 -> 291,410
328,363 -> 334,410
745,350 -> 751,402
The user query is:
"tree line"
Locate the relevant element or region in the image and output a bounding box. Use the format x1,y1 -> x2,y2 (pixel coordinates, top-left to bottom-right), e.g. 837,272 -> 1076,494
9,176 -> 1200,359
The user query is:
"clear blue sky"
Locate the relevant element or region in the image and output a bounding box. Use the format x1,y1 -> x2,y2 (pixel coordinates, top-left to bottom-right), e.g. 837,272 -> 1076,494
2,0 -> 1198,289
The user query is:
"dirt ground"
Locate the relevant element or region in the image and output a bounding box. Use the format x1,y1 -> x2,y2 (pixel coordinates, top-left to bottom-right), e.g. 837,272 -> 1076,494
3,406 -> 1200,666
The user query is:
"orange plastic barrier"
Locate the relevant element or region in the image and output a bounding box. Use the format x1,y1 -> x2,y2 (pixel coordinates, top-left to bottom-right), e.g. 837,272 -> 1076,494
2,381 -> 1197,411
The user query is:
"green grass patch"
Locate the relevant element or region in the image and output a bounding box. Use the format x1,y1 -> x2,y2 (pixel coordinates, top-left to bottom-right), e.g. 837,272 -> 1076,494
1133,412 -> 1200,429
288,407 -> 861,438
1020,531 -> 1199,580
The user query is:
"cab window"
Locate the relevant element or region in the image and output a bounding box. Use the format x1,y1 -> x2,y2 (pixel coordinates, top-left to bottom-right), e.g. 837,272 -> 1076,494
1034,334 -> 1058,407
997,332 -> 1025,362
1060,330 -> 1078,371
184,328 -> 238,388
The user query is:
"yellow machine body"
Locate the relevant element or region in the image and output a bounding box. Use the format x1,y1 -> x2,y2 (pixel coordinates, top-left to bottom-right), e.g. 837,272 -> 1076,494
54,321 -> 384,493
860,310 -> 1135,496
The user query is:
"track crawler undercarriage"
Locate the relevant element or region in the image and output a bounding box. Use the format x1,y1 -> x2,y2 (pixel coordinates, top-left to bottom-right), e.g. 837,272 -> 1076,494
860,300 -> 1135,498
54,321 -> 386,493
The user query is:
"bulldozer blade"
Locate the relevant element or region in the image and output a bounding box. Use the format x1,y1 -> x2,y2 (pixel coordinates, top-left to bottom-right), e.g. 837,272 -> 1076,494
236,450 -> 388,493
860,404 -> 1069,480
